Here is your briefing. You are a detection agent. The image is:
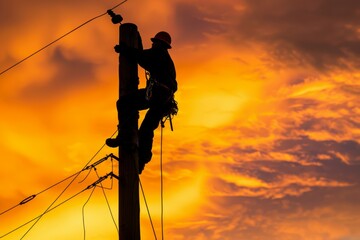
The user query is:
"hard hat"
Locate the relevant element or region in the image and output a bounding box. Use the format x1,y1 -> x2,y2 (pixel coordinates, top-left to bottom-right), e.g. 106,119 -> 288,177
151,31 -> 172,49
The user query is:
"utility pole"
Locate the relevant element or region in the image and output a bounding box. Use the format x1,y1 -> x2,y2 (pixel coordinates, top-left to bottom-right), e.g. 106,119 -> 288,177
108,11 -> 141,240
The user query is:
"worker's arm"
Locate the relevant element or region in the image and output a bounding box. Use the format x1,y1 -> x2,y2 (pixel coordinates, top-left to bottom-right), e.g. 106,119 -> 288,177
115,43 -> 158,72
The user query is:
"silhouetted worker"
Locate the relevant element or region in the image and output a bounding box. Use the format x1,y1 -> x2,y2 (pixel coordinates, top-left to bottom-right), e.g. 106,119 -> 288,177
106,31 -> 177,174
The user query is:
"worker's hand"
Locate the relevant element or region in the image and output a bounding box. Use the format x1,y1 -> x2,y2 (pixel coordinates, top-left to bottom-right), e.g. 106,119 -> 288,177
114,42 -> 127,53
114,44 -> 121,53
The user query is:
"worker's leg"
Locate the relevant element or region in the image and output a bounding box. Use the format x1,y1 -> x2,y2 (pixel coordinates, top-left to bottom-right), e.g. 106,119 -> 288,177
116,88 -> 148,118
138,87 -> 173,173
106,89 -> 148,148
138,107 -> 163,173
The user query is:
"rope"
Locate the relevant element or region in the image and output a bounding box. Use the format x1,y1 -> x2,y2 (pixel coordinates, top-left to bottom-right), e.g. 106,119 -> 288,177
160,121 -> 165,240
0,0 -> 128,77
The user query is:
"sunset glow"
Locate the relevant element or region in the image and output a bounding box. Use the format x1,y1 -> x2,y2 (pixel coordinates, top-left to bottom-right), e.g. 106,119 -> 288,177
1,0 -> 360,239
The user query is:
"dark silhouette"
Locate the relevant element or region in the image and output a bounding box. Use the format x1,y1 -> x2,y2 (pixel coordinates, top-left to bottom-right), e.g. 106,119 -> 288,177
106,31 -> 178,174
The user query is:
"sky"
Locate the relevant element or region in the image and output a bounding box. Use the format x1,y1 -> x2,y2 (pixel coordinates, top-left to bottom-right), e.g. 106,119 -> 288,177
1,0 -> 360,239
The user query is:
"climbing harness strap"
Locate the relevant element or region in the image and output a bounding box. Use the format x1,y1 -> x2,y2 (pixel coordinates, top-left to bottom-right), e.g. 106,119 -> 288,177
145,71 -> 178,131
145,71 -> 174,101
145,71 -> 154,101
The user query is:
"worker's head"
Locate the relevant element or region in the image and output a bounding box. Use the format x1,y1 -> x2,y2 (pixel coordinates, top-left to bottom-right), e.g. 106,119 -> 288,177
151,31 -> 172,49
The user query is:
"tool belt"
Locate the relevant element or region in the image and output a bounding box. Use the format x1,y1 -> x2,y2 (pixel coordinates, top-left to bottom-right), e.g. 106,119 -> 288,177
163,98 -> 178,117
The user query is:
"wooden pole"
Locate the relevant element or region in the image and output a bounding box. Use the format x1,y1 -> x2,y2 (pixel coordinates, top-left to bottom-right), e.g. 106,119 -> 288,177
118,23 -> 140,240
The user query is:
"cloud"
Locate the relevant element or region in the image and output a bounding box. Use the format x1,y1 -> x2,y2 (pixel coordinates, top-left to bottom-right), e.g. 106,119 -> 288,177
19,47 -> 97,101
166,184 -> 360,239
235,0 -> 360,71
2,0 -> 360,239
156,62 -> 360,240
168,69 -> 360,201
172,2 -> 228,45
273,136 -> 360,165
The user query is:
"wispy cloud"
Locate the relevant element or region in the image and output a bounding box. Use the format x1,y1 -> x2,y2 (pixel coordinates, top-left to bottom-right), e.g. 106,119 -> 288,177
1,0 -> 360,239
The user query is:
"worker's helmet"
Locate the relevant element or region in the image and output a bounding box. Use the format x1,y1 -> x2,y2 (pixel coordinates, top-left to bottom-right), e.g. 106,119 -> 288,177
151,31 -> 172,49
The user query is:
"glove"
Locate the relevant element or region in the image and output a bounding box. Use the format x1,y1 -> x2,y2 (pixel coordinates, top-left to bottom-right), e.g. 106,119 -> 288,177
114,42 -> 127,53
114,44 -> 121,53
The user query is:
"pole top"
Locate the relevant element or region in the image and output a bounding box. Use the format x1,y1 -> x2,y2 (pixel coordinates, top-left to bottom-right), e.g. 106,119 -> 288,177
121,23 -> 138,29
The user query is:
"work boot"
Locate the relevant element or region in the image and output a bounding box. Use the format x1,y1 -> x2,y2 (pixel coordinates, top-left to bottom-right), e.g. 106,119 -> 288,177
106,137 -> 120,148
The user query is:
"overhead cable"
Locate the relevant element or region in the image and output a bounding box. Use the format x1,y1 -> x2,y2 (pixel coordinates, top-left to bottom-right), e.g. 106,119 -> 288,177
19,129 -> 117,239
95,168 -> 119,233
0,0 -> 128,77
0,173 -> 112,239
0,170 -> 82,217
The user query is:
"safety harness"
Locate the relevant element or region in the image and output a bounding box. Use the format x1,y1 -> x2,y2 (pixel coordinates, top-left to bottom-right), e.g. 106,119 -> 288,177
145,71 -> 178,130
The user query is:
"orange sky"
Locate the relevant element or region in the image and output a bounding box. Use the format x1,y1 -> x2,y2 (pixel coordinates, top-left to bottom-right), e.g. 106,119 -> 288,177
1,0 -> 360,239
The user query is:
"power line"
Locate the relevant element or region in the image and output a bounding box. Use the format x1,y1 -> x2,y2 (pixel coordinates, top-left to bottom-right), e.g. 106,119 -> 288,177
0,152 -> 118,239
95,168 -> 119,233
0,171 -> 80,217
0,188 -> 88,239
0,153 -> 116,218
0,173 -> 112,239
82,186 -> 96,240
99,184 -> 119,233
0,0 -> 128,77
19,130 -> 117,239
